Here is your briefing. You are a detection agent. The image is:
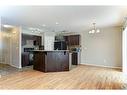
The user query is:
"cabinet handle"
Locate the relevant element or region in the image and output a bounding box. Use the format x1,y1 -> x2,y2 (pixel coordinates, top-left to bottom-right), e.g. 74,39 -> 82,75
45,52 -> 47,55
64,51 -> 66,55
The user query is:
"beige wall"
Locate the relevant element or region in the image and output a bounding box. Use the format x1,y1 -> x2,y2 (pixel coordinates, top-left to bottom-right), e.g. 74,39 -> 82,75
0,32 -> 2,63
10,27 -> 21,68
0,30 -> 11,64
0,26 -> 21,68
80,27 -> 122,68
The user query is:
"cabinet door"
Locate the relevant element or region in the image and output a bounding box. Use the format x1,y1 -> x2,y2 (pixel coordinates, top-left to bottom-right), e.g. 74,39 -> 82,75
74,35 -> 80,45
46,52 -> 57,72
67,35 -> 80,46
60,52 -> 69,71
33,51 -> 70,72
22,34 -> 34,46
22,52 -> 29,67
34,36 -> 42,46
72,53 -> 78,65
46,52 -> 69,72
72,35 -> 76,45
64,36 -> 69,45
33,52 -> 45,72
68,36 -> 73,46
69,35 -> 73,45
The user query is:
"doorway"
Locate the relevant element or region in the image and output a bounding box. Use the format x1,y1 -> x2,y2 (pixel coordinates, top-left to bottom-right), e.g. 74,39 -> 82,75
0,24 -> 21,77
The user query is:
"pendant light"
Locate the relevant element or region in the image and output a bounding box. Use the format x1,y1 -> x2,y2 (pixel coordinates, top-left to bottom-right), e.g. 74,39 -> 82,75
89,23 -> 100,34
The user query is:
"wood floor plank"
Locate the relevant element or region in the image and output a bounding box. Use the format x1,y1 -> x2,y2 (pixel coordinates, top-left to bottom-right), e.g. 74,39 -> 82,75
0,65 -> 127,89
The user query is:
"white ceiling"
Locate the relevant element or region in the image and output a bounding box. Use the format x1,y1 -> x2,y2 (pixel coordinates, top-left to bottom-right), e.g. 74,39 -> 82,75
0,6 -> 127,32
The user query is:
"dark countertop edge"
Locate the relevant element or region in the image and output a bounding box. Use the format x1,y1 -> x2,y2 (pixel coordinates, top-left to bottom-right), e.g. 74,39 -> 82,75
29,50 -> 80,53
31,50 -> 70,52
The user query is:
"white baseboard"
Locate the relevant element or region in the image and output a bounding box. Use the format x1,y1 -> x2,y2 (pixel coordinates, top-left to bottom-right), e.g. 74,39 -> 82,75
10,64 -> 22,69
80,63 -> 122,69
0,63 -> 22,69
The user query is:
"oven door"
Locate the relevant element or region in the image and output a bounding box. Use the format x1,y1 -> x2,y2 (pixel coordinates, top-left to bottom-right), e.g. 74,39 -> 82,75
29,52 -> 34,65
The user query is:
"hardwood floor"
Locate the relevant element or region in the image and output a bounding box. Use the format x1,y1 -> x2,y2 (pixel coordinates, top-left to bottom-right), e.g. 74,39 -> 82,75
0,64 -> 19,76
0,65 -> 127,89
0,64 -> 32,76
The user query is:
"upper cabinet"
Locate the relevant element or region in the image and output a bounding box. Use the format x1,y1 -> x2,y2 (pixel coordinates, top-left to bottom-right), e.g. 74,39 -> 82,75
22,34 -> 42,46
33,36 -> 42,46
64,35 -> 80,46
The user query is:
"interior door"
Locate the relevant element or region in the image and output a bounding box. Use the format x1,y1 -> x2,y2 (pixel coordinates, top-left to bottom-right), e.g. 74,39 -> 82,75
0,25 -> 21,77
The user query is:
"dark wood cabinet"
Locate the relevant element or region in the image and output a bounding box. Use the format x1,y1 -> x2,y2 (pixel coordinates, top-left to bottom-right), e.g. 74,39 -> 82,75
33,52 -> 46,71
72,52 -> 78,65
21,34 -> 42,67
21,52 -> 29,67
64,35 -> 80,46
22,34 -> 42,46
33,51 -> 69,72
64,35 -> 80,66
33,36 -> 42,46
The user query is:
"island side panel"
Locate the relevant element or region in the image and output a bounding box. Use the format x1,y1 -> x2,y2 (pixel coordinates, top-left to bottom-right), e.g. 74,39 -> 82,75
33,51 -> 69,72
33,51 -> 46,72
61,52 -> 69,71
46,51 -> 69,72
45,52 -> 58,72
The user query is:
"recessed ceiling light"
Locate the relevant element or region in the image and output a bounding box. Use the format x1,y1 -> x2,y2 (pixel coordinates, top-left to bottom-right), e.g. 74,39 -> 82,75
28,27 -> 35,30
37,29 -> 42,31
55,22 -> 59,25
96,29 -> 100,33
35,31 -> 38,33
42,24 -> 46,27
28,27 -> 42,32
89,31 -> 92,34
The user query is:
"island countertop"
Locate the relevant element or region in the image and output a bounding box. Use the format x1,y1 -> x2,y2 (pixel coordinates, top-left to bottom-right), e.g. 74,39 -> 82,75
31,50 -> 69,52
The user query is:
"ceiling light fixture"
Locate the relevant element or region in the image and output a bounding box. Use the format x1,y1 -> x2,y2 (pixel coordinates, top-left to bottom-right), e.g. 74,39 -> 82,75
89,23 -> 100,34
28,27 -> 43,33
42,24 -> 46,27
28,27 -> 36,30
55,22 -> 59,25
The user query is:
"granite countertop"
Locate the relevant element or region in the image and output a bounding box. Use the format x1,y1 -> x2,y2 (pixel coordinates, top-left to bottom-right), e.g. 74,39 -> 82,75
30,50 -> 80,53
31,50 -> 70,52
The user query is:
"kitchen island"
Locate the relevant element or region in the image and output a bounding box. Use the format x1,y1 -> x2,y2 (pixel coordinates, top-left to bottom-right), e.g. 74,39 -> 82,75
32,50 -> 70,72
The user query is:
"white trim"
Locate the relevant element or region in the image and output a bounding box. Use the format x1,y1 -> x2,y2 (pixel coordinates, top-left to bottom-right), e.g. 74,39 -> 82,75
69,53 -> 72,70
122,27 -> 127,73
80,63 -> 122,69
19,26 -> 22,69
10,64 -> 22,69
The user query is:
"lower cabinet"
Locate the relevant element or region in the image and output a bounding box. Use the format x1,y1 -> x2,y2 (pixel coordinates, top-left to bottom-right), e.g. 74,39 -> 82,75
33,51 -> 69,72
33,52 -> 46,72
72,52 -> 78,65
22,52 -> 29,67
